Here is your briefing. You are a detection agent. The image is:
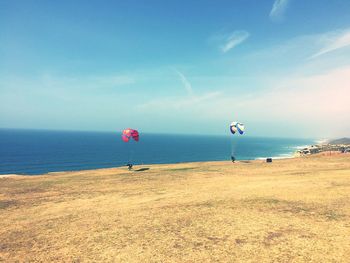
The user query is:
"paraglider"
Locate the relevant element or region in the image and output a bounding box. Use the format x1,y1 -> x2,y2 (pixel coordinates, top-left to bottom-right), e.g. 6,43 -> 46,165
230,122 -> 245,162
230,122 -> 245,135
122,128 -> 139,142
121,128 -> 139,170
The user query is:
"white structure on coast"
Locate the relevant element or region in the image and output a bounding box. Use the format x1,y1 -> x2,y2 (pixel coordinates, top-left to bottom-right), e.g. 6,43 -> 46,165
296,138 -> 350,156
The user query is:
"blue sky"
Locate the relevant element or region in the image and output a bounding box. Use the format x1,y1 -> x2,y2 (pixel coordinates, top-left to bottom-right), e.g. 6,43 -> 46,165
1,0 -> 350,138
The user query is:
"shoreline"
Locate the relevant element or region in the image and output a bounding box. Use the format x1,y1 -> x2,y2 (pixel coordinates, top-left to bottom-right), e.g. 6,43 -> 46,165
0,130 -> 317,176
0,152 -> 300,177
0,157 -> 289,178
3,141 -> 349,178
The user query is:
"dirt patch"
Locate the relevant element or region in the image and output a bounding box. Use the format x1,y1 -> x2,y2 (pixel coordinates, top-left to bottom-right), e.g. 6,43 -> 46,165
0,200 -> 17,210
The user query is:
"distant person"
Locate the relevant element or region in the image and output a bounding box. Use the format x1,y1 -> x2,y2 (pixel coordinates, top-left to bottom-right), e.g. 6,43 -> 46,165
231,155 -> 235,163
127,163 -> 133,170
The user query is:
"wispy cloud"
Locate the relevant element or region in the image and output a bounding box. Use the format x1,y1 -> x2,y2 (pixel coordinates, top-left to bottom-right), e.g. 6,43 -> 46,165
220,31 -> 250,53
138,65 -> 350,137
270,0 -> 290,21
309,29 -> 350,59
174,69 -> 194,96
243,28 -> 350,73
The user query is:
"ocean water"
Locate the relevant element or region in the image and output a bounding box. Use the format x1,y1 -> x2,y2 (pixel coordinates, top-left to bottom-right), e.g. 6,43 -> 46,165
0,129 -> 314,175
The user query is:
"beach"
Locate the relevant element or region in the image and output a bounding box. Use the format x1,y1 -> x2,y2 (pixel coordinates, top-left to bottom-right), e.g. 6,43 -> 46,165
1,154 -> 350,262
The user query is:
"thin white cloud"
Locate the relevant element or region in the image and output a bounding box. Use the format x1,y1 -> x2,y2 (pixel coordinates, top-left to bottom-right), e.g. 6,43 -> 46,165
174,69 -> 194,96
138,66 -> 350,137
270,0 -> 290,21
310,29 -> 350,59
220,31 -> 250,53
243,28 -> 350,73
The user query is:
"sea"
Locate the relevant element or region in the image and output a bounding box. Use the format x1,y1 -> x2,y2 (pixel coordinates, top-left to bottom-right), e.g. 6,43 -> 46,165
0,129 -> 315,175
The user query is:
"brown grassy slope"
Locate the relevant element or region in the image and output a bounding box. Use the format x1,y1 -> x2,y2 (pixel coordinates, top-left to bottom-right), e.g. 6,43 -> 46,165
1,155 -> 350,262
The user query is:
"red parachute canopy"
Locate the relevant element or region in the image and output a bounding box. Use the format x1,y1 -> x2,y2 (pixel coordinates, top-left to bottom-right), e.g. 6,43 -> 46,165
122,128 -> 139,142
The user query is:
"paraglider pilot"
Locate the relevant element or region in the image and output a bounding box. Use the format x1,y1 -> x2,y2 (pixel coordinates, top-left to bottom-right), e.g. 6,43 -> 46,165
231,155 -> 235,163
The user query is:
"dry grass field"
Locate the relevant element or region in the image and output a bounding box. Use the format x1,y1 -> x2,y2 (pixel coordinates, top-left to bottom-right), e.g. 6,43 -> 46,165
1,154 -> 350,262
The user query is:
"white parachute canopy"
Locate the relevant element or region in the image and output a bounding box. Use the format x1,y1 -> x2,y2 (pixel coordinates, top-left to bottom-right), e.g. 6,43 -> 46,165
230,122 -> 245,135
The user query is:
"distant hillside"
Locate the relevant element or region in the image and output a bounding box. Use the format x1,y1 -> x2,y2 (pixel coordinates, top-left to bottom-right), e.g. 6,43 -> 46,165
329,138 -> 350,145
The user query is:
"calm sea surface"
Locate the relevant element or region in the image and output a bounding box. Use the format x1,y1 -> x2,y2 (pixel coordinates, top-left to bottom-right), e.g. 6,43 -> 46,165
0,129 -> 314,175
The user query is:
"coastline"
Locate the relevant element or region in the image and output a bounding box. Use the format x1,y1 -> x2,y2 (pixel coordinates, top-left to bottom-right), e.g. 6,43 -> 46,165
0,148 -> 321,178
0,157 -> 294,177
0,130 -> 316,176
295,142 -> 350,156
3,139 -> 349,177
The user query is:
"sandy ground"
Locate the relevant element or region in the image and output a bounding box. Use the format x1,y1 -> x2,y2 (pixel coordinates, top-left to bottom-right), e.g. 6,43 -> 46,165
1,154 -> 350,262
